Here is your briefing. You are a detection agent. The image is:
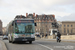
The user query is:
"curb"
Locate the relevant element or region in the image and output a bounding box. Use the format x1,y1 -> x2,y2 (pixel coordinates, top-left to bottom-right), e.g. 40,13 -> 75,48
36,39 -> 75,43
0,40 -> 7,50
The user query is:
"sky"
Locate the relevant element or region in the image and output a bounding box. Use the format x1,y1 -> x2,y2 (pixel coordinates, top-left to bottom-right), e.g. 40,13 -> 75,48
0,0 -> 75,27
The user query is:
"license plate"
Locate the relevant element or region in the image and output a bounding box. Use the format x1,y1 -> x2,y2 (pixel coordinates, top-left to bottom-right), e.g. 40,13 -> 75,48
22,39 -> 27,41
22,35 -> 25,37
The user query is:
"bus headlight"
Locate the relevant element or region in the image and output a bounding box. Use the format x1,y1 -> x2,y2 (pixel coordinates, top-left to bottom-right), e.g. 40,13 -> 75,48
14,34 -> 19,38
31,34 -> 35,38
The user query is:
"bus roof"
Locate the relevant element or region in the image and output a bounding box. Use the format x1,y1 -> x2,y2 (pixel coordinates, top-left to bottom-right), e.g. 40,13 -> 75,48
14,18 -> 34,20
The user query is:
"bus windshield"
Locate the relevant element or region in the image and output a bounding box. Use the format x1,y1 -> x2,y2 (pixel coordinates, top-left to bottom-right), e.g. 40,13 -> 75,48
15,23 -> 35,33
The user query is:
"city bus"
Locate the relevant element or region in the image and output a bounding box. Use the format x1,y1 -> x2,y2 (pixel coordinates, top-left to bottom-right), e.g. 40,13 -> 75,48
7,15 -> 36,44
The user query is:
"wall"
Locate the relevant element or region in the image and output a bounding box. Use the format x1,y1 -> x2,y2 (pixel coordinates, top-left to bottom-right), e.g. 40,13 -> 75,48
47,35 -> 75,40
61,35 -> 75,40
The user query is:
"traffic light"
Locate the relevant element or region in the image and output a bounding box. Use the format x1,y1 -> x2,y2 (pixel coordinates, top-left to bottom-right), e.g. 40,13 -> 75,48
52,22 -> 59,28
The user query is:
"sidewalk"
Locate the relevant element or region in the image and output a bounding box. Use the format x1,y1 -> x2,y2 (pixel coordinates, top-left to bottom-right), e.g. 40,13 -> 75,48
0,40 -> 7,50
36,38 -> 75,43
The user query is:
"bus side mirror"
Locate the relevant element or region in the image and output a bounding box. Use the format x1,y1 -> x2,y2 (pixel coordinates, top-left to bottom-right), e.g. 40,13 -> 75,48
34,23 -> 37,26
12,23 -> 13,26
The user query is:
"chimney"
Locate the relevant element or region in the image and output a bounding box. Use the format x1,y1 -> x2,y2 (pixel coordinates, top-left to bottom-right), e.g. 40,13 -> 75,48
52,15 -> 55,18
26,13 -> 28,17
36,14 -> 38,17
33,13 -> 35,17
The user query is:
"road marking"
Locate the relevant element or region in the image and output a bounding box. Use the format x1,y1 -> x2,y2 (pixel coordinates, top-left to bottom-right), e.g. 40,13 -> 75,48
0,43 -> 2,50
58,43 -> 65,45
38,44 -> 53,50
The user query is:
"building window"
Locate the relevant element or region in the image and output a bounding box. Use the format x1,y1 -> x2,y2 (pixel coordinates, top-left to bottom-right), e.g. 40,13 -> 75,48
64,25 -> 65,27
71,25 -> 73,27
64,28 -> 66,33
71,29 -> 72,33
67,25 -> 69,27
67,29 -> 69,33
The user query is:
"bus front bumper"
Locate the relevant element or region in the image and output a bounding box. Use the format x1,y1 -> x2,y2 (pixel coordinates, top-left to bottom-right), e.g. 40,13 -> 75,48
14,37 -> 35,42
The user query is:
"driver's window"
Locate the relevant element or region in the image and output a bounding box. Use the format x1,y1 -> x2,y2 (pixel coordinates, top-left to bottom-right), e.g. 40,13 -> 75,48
25,25 -> 32,33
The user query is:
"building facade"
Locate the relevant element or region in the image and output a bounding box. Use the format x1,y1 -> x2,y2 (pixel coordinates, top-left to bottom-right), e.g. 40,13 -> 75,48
61,21 -> 75,35
34,14 -> 57,36
26,13 -> 58,36
0,20 -> 2,35
2,27 -> 6,35
57,21 -> 62,34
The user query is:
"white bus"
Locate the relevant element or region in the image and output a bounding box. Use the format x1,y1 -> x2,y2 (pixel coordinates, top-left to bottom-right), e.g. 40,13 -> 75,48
7,15 -> 36,44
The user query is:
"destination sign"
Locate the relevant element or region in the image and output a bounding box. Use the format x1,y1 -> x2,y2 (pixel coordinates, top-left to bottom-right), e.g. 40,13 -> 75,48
15,20 -> 34,23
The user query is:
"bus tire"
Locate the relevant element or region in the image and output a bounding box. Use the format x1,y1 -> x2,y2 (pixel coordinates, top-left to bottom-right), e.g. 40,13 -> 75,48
29,41 -> 32,44
9,38 -> 12,43
9,40 -> 12,43
12,39 -> 15,43
12,41 -> 15,43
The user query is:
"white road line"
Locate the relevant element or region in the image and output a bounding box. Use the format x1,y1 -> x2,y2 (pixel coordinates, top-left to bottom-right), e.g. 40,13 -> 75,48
0,43 -> 2,50
58,43 -> 65,45
38,44 -> 53,50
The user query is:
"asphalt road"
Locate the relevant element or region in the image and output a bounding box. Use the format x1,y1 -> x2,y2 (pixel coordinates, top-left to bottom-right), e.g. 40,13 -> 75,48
1,39 -> 75,50
0,36 -> 75,50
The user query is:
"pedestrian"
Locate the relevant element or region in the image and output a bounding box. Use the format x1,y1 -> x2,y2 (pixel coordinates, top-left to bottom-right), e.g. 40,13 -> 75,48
45,34 -> 48,38
56,32 -> 61,43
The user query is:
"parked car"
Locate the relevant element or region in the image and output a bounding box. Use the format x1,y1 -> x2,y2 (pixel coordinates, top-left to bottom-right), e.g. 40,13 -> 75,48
2,35 -> 8,40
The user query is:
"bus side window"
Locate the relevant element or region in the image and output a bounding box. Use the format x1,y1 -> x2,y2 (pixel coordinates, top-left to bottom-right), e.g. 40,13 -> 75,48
12,21 -> 15,26
11,26 -> 14,33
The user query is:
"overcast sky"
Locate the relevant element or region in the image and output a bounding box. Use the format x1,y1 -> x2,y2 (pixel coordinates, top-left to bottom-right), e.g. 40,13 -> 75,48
0,0 -> 75,27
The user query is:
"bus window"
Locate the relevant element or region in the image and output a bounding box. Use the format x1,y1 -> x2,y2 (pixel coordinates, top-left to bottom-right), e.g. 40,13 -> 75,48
25,25 -> 32,33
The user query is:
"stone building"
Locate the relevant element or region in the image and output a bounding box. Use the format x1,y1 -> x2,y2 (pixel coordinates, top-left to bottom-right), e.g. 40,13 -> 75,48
57,21 -> 62,34
2,27 -> 6,35
26,13 -> 58,36
0,20 -> 2,35
61,21 -> 75,35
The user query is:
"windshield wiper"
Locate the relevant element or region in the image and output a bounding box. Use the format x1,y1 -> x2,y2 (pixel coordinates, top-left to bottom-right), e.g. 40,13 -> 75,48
25,32 -> 35,33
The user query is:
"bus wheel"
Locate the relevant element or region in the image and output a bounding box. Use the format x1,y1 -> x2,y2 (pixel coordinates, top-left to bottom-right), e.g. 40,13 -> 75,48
29,41 -> 32,44
9,41 -> 12,43
12,41 -> 15,43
